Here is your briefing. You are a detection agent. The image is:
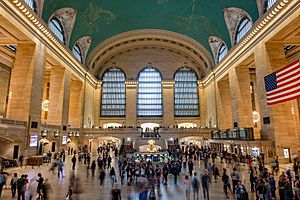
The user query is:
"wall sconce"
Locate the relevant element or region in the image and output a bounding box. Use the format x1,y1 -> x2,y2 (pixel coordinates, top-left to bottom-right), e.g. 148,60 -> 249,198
41,130 -> 48,138
75,132 -> 80,137
54,130 -> 60,137
68,131 -> 73,137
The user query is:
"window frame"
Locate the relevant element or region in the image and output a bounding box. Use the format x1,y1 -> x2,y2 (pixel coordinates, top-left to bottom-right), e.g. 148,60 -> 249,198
48,17 -> 66,44
235,17 -> 252,44
100,68 -> 126,117
137,67 -> 163,117
264,0 -> 277,13
24,0 -> 37,12
72,44 -> 83,63
174,67 -> 199,117
217,43 -> 228,63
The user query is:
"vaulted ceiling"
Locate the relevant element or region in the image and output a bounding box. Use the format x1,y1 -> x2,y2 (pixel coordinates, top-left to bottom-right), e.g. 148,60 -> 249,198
42,0 -> 259,60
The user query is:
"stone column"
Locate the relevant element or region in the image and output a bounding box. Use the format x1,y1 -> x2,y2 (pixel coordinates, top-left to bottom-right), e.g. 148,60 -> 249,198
162,80 -> 174,127
7,42 -> 46,124
216,77 -> 232,129
125,80 -> 137,126
93,82 -> 101,127
68,79 -> 84,128
254,42 -> 300,161
229,67 -> 253,127
47,67 -> 71,127
198,81 -> 207,126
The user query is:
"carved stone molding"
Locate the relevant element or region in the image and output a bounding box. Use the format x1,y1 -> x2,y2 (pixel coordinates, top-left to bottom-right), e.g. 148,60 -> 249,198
224,7 -> 252,46
49,7 -> 77,45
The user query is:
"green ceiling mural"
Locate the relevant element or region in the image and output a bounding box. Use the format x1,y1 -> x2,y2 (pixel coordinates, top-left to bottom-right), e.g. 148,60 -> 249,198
42,0 -> 259,58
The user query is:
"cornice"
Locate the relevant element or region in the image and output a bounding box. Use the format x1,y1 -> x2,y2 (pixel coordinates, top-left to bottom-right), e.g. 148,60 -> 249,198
0,0 -> 98,86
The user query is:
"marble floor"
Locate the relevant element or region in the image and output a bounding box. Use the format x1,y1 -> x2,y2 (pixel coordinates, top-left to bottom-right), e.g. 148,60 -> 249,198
0,154 -> 274,200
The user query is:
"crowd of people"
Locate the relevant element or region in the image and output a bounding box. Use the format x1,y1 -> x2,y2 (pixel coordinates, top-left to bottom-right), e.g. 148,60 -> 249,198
1,142 -> 300,200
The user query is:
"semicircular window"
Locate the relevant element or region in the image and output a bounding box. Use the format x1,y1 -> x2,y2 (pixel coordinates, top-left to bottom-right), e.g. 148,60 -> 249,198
174,67 -> 199,117
48,17 -> 65,44
137,67 -> 163,117
217,43 -> 228,63
235,17 -> 252,44
72,44 -> 83,63
101,68 -> 126,117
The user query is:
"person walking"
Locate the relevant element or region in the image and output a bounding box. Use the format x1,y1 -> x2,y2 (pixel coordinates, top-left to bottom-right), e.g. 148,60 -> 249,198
71,155 -> 76,170
201,169 -> 211,200
0,171 -> 5,197
10,173 -> 18,198
192,172 -> 200,200
58,159 -> 64,178
184,175 -> 192,200
111,183 -> 121,200
91,160 -> 96,177
99,168 -> 106,187
36,173 -> 44,199
162,164 -> 169,185
17,175 -> 26,200
231,167 -> 240,193
212,164 -> 219,182
188,160 -> 194,176
235,180 -> 248,200
149,186 -> 156,200
222,169 -> 231,199
139,185 -> 148,200
109,167 -> 116,187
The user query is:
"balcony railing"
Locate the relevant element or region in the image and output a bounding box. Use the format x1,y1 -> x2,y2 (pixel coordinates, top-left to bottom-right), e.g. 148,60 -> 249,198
0,118 -> 27,127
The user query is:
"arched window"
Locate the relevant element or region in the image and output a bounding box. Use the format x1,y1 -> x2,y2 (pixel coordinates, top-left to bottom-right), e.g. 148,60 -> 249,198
174,67 -> 199,116
137,67 -> 163,117
235,17 -> 252,44
217,43 -> 228,63
48,17 -> 65,44
72,44 -> 83,63
24,0 -> 36,12
101,68 -> 126,116
264,0 -> 277,12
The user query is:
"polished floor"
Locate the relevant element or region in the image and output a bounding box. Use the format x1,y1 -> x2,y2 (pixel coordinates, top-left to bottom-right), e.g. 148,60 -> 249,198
1,154 -> 270,200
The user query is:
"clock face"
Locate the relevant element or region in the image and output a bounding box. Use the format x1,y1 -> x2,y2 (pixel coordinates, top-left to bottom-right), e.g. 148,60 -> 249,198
42,100 -> 49,111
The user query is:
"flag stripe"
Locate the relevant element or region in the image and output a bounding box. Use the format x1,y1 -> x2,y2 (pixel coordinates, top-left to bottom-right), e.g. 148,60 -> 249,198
277,67 -> 300,80
276,60 -> 300,74
277,73 -> 300,86
267,88 -> 300,100
265,59 -> 300,105
267,93 -> 300,105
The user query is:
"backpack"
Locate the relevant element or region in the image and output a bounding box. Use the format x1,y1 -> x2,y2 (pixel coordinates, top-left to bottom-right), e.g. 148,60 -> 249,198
192,177 -> 199,188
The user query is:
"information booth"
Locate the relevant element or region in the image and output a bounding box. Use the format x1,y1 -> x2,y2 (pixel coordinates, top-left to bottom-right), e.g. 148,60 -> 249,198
133,152 -> 170,164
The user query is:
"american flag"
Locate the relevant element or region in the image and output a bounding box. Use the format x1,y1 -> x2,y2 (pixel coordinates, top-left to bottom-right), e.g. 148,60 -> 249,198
264,59 -> 300,105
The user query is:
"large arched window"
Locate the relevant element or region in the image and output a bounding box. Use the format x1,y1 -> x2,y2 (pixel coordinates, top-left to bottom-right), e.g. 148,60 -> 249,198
137,67 -> 163,117
101,68 -> 126,117
217,43 -> 228,63
264,0 -> 277,12
48,17 -> 65,44
72,44 -> 83,63
235,17 -> 252,44
24,0 -> 36,12
174,67 -> 199,116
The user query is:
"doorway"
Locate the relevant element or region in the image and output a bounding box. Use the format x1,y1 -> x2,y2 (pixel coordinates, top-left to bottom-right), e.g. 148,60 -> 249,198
13,145 -> 19,159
